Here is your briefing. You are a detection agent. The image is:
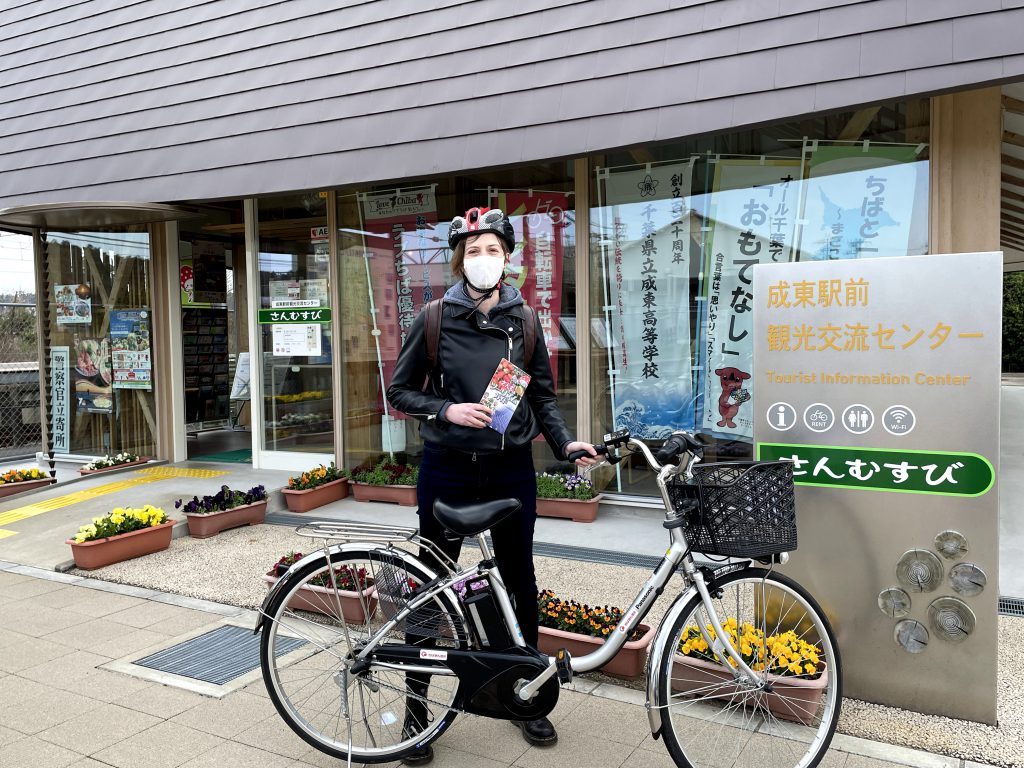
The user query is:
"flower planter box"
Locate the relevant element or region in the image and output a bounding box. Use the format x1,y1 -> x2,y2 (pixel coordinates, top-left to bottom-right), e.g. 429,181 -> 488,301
66,519 -> 176,570
537,623 -> 653,680
351,481 -> 417,506
0,477 -> 55,498
671,653 -> 828,725
185,500 -> 267,538
536,494 -> 602,523
79,457 -> 150,475
282,478 -> 349,513
262,571 -> 377,623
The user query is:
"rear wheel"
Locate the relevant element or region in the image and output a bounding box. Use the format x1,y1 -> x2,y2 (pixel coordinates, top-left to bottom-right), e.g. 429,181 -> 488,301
259,547 -> 471,763
657,568 -> 841,768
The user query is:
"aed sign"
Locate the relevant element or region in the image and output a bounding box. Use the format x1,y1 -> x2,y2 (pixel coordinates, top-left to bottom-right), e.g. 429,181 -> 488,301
753,251 -> 1001,724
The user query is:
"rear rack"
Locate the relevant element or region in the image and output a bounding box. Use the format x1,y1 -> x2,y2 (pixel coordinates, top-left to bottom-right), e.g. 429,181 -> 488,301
293,520 -> 460,575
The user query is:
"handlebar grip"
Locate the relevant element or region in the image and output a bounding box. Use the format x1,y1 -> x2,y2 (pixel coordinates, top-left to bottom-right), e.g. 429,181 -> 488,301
654,435 -> 688,465
567,445 -> 607,461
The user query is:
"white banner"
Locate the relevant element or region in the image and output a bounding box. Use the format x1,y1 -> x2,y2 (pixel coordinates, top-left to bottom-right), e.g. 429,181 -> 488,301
798,144 -> 923,261
700,158 -> 801,439
601,161 -> 695,437
50,346 -> 70,453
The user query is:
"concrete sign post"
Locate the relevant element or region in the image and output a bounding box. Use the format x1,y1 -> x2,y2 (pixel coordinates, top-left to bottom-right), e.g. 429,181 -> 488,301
753,252 -> 1000,723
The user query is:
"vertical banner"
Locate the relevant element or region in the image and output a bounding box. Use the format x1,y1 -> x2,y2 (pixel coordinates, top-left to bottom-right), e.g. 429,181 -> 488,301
600,161 -> 695,437
754,252 -> 1001,723
50,346 -> 70,454
499,191 -> 570,379
110,309 -> 152,390
360,188 -> 441,417
700,158 -> 801,440
798,144 -> 922,261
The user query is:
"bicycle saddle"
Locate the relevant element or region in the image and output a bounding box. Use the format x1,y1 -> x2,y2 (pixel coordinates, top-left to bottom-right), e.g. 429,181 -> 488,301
433,498 -> 521,537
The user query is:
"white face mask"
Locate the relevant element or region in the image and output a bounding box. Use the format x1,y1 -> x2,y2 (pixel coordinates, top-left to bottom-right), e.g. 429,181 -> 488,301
463,255 -> 505,290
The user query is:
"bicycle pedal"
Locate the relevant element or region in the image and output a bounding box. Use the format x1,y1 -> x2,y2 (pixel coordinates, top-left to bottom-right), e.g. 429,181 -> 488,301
555,648 -> 573,684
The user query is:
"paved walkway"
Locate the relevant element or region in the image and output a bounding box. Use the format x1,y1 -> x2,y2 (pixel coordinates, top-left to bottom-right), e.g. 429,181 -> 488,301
0,562 -> 994,768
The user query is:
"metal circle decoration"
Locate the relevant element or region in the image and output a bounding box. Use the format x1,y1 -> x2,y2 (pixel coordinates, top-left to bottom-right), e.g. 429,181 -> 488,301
878,587 -> 912,618
894,619 -> 929,653
934,530 -> 969,560
896,549 -> 944,593
949,563 -> 988,597
927,597 -> 976,643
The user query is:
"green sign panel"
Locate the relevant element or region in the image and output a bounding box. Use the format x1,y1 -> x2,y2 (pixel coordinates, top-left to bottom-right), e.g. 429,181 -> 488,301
756,442 -> 994,497
258,308 -> 332,324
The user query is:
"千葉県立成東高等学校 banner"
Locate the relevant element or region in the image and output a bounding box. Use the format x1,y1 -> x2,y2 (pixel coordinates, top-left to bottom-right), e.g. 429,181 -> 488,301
599,161 -> 695,438
700,158 -> 801,440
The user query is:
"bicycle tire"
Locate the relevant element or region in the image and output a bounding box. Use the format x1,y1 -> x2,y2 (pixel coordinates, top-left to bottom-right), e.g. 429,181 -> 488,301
656,568 -> 842,768
259,547 -> 470,764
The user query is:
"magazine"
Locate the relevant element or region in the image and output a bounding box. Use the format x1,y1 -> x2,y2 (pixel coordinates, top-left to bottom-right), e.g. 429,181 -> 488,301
481,358 -> 531,434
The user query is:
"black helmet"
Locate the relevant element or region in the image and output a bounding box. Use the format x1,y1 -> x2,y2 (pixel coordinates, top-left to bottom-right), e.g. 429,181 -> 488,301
448,207 -> 515,252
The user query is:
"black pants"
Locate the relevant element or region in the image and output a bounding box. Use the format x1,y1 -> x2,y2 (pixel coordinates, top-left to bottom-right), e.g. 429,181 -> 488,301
415,441 -> 540,647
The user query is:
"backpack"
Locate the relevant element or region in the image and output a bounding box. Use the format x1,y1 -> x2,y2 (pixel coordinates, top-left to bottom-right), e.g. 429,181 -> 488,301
423,298 -> 537,373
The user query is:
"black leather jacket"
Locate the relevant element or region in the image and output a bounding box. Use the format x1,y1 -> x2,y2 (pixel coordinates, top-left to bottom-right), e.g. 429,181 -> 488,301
386,289 -> 574,458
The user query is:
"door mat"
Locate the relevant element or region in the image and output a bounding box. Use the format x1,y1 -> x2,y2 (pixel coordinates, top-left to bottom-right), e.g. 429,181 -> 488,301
189,448 -> 253,464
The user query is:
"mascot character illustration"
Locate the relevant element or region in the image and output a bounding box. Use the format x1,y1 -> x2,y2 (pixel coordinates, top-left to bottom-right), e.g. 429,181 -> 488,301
714,367 -> 751,429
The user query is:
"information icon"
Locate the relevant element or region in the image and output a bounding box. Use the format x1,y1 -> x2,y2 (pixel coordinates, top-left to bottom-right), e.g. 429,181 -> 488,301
841,404 -> 874,435
803,403 -> 835,433
883,405 -> 916,436
766,402 -> 797,431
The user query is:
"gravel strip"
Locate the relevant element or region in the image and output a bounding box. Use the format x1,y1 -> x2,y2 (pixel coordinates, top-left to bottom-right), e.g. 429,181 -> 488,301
72,523 -> 1024,766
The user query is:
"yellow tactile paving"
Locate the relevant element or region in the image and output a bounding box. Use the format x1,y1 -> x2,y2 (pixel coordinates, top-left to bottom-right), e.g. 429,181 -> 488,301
0,466 -> 230,536
134,467 -> 231,479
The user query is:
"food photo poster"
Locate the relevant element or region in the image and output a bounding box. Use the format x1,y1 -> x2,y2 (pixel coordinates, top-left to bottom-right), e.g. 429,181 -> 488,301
55,283 -> 92,325
74,337 -> 113,414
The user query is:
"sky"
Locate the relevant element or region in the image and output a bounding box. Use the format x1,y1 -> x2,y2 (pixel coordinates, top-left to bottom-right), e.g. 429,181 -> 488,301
0,231 -> 35,295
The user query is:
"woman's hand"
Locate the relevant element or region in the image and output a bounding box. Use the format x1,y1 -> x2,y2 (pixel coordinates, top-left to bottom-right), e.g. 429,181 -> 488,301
564,441 -> 600,468
445,403 -> 494,428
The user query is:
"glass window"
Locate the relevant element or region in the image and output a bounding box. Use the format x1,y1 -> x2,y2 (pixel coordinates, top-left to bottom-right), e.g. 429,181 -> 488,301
590,99 -> 930,496
257,193 -> 333,454
43,229 -> 157,457
337,163 -> 577,474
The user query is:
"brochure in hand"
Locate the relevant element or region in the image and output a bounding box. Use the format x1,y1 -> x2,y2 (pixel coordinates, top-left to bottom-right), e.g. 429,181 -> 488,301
481,358 -> 531,434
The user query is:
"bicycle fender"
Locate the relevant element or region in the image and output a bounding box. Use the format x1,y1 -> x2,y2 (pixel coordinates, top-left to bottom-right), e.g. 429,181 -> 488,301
253,544 -> 441,634
644,584 -> 699,738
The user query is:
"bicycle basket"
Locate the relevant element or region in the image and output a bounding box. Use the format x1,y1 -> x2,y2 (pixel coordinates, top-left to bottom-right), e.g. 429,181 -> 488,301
666,460 -> 797,558
373,559 -> 470,644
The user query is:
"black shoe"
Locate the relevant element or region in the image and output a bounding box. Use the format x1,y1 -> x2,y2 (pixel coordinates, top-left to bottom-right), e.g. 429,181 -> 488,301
515,716 -> 558,746
401,711 -> 434,766
400,742 -> 433,766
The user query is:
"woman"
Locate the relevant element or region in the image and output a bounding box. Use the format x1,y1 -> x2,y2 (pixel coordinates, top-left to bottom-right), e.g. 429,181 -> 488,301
387,206 -> 597,763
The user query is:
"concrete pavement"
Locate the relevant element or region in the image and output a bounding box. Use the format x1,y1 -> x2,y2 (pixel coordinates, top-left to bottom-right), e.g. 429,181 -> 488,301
0,562 -> 991,768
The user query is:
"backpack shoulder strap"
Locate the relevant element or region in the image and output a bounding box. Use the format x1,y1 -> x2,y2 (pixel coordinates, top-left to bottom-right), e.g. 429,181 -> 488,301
423,299 -> 443,371
523,304 -> 537,369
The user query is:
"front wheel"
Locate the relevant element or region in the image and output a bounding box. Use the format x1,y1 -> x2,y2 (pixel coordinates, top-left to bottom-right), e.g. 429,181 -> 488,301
656,568 -> 841,768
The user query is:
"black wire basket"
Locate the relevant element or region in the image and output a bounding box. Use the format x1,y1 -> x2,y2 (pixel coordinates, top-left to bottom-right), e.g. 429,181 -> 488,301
666,460 -> 797,558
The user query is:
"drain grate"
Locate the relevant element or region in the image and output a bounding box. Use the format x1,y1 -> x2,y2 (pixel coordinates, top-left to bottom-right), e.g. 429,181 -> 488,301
529,540 -> 662,570
999,596 -> 1024,618
135,624 -> 304,685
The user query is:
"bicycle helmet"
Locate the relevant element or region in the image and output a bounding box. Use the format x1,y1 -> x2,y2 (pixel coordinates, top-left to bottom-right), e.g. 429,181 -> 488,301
448,207 -> 516,253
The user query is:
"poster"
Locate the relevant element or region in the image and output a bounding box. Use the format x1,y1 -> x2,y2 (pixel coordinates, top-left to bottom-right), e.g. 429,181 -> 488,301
73,337 -> 113,414
598,161 -> 695,438
179,240 -> 228,306
230,352 -> 251,400
499,191 -> 571,379
272,324 -> 322,356
700,158 -> 802,441
54,283 -> 92,325
109,309 -> 152,390
299,278 -> 328,305
361,187 -> 441,416
797,144 -> 924,261
50,346 -> 70,453
270,280 -> 301,303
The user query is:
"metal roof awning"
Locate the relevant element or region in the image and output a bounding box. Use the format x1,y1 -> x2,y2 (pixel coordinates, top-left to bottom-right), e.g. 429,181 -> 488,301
0,201 -> 200,230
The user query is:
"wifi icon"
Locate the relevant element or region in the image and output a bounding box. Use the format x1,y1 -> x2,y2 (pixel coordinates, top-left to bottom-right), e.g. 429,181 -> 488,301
883,405 -> 916,436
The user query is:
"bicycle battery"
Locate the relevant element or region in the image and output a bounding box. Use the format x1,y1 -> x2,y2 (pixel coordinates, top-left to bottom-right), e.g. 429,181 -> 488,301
463,579 -> 514,650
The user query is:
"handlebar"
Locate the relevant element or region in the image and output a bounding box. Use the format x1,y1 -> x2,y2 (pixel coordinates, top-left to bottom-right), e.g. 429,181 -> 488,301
565,429 -> 711,472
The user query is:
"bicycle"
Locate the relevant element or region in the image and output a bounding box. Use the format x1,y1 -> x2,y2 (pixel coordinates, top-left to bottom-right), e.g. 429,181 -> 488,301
256,428 -> 842,768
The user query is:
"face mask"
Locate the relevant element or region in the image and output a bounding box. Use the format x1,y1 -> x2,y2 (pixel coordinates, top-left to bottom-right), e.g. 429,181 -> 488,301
462,255 -> 505,292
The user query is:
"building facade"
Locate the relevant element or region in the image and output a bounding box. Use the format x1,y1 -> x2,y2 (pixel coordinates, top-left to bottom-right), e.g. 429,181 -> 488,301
0,1 -> 1019,484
